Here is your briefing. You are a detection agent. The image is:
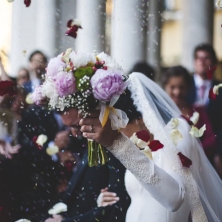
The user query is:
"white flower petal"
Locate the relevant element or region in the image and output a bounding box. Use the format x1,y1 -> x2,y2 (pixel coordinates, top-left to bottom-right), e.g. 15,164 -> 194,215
25,93 -> 34,105
170,118 -> 179,129
213,83 -> 222,95
48,202 -> 67,215
15,219 -> 31,222
190,111 -> 199,125
170,129 -> 183,145
72,19 -> 81,26
142,146 -> 153,159
136,139 -> 148,149
189,124 -> 206,138
216,0 -> 222,8
130,133 -> 138,144
46,146 -> 59,156
36,134 -> 48,147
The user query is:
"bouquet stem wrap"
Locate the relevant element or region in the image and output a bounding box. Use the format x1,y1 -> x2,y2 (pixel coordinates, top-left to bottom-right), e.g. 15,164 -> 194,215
88,98 -> 129,167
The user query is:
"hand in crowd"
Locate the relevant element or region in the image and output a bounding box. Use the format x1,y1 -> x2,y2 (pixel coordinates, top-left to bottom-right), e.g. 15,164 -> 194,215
0,141 -> 21,159
54,130 -> 70,150
79,110 -> 120,147
45,215 -> 64,222
97,187 -> 120,207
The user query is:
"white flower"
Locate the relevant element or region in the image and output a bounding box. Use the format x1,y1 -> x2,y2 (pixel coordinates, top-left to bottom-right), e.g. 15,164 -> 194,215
142,146 -> 153,159
42,79 -> 57,98
46,145 -> 59,156
69,51 -> 96,69
36,134 -> 48,147
190,124 -> 206,138
216,0 -> 222,8
48,202 -> 67,215
15,219 -> 31,222
62,48 -> 73,63
97,52 -> 122,71
213,83 -> 222,95
170,129 -> 183,145
25,93 -> 34,105
190,111 -> 199,125
170,118 -> 179,129
72,19 -> 81,26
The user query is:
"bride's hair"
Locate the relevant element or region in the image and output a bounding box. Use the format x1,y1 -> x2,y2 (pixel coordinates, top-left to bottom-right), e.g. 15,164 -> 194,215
114,88 -> 142,122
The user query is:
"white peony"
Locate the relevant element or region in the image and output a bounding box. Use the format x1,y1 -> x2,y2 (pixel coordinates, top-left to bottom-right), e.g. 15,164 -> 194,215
69,51 -> 90,69
97,52 -> 122,71
190,125 -> 206,138
42,79 -> 58,98
170,118 -> 179,129
36,134 -> 48,147
190,111 -> 199,125
48,202 -> 67,215
170,129 -> 183,145
46,145 -> 59,156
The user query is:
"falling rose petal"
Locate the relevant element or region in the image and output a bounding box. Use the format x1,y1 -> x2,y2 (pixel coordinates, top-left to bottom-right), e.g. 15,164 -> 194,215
67,19 -> 73,28
7,0 -> 14,2
24,0 -> 31,7
64,160 -> 74,172
32,136 -> 42,150
25,93 -> 34,104
170,118 -> 179,129
216,0 -> 222,8
0,81 -> 17,96
136,139 -> 148,149
48,202 -> 67,215
189,124 -> 206,138
46,146 -> 59,156
136,130 -> 150,142
36,134 -> 48,147
66,25 -> 82,39
208,88 -> 217,100
149,140 -> 164,152
190,111 -> 200,125
170,129 -> 183,145
206,66 -> 217,80
142,146 -> 152,159
213,83 -> 222,95
178,152 -> 192,168
15,219 -> 31,222
130,133 -> 138,144
181,115 -> 193,126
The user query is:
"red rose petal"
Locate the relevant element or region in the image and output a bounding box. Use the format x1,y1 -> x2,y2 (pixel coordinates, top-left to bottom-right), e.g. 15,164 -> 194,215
24,0 -> 31,7
181,115 -> 193,126
208,88 -> 217,100
149,140 -> 164,152
64,160 -> 74,172
136,130 -> 150,142
178,152 -> 192,168
206,66 -> 217,80
32,136 -> 42,150
65,25 -> 82,39
0,81 -> 17,96
67,19 -> 73,28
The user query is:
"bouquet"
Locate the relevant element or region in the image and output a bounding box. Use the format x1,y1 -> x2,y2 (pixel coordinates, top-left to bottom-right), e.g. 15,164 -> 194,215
32,48 -> 129,167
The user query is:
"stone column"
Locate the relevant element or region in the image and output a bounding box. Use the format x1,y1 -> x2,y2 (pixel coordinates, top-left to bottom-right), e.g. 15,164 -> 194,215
35,0 -> 58,58
181,0 -> 214,71
147,0 -> 162,81
111,0 -> 146,73
75,0 -> 106,53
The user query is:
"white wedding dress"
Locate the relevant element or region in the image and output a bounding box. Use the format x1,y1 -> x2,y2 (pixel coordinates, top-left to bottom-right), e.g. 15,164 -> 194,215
106,73 -> 222,222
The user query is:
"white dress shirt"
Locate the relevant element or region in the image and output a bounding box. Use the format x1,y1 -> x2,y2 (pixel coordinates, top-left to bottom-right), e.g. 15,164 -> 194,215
193,74 -> 212,107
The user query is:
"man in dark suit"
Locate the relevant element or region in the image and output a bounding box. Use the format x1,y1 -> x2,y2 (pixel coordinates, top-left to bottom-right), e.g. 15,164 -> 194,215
187,44 -> 222,171
45,108 -> 130,222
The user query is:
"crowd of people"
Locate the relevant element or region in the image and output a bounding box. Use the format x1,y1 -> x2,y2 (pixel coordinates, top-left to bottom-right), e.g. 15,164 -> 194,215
0,43 -> 222,222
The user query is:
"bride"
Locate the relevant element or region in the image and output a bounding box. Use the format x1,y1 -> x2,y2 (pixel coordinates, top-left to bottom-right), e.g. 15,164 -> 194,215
80,72 -> 222,222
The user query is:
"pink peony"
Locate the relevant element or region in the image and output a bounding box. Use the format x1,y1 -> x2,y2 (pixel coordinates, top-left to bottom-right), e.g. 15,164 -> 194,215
55,72 -> 76,97
32,86 -> 44,105
91,69 -> 127,101
46,57 -> 66,79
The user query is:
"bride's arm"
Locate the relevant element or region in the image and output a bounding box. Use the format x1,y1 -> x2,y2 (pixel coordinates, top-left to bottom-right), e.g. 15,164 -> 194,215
108,133 -> 185,212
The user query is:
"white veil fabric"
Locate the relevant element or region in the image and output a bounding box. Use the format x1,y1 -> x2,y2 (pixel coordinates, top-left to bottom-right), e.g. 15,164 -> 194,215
128,72 -> 222,222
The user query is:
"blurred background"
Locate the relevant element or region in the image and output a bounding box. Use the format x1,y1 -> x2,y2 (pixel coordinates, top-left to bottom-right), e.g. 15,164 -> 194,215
0,0 -> 222,80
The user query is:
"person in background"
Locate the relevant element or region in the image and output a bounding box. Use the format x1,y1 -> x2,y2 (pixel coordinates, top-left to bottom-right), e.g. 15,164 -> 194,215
23,50 -> 48,93
187,44 -> 222,177
17,67 -> 30,86
130,62 -> 155,80
163,65 -> 216,161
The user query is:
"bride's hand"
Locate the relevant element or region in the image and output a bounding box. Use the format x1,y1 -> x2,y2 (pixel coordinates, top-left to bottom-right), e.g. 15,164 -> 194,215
79,110 -> 120,147
97,187 -> 120,207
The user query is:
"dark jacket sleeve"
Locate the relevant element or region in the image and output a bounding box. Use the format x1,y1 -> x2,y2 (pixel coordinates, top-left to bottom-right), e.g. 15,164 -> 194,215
62,151 -> 130,222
